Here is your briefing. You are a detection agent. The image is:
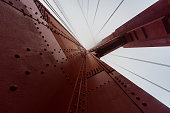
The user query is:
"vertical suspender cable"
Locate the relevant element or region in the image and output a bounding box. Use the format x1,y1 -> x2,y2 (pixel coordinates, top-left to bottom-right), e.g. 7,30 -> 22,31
96,0 -> 125,36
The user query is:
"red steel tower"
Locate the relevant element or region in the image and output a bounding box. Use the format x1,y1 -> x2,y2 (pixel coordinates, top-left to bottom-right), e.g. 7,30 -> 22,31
0,0 -> 169,113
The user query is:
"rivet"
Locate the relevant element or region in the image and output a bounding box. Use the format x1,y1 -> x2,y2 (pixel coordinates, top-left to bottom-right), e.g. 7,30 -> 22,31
136,97 -> 140,100
131,92 -> 135,95
142,103 -> 147,107
41,71 -> 45,75
23,13 -> 26,16
14,54 -> 20,58
9,85 -> 17,91
25,71 -> 30,75
26,48 -> 31,51
9,1 -> 13,5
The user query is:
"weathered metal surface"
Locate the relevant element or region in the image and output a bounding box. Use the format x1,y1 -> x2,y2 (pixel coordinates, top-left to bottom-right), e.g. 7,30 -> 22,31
0,0 -> 169,113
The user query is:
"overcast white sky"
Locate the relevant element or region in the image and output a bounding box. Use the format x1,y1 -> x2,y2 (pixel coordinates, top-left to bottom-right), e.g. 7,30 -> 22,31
39,0 -> 170,107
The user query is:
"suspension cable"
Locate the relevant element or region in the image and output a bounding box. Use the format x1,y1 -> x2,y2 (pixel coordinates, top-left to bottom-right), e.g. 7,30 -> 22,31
96,0 -> 125,36
87,0 -> 89,19
42,0 -> 77,39
77,0 -> 97,43
45,0 -> 77,38
92,0 -> 101,25
53,0 -> 78,39
104,58 -> 170,92
110,54 -> 170,68
82,0 -> 83,9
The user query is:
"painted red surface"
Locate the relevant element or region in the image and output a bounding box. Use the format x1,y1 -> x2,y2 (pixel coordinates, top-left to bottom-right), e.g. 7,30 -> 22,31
0,0 -> 169,113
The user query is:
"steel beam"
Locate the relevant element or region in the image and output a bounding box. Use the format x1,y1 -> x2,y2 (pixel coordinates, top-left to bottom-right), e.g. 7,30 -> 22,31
90,0 -> 170,58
